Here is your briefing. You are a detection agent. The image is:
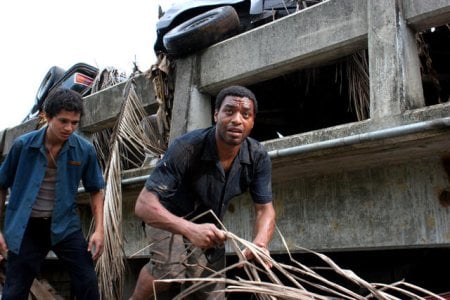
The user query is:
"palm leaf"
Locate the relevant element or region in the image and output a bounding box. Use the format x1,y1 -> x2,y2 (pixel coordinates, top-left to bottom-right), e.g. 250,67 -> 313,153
144,52 -> 174,149
89,57 -> 173,299
95,74 -> 159,299
346,50 -> 370,121
143,211 -> 445,300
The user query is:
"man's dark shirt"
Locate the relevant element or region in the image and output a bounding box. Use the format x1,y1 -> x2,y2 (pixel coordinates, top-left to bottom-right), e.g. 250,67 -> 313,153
145,126 -> 272,223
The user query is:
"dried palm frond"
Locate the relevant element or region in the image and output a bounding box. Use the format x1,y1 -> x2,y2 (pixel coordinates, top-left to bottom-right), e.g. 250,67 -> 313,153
149,211 -> 445,300
91,63 -> 168,171
416,31 -> 441,103
346,50 -> 370,121
90,57 -> 174,299
91,67 -> 129,171
92,128 -> 112,171
90,67 -> 127,94
144,52 -> 174,149
94,72 -> 161,299
95,141 -> 125,300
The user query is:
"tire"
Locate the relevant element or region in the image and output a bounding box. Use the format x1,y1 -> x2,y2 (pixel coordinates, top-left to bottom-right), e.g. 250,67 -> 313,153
163,6 -> 240,57
33,66 -> 65,113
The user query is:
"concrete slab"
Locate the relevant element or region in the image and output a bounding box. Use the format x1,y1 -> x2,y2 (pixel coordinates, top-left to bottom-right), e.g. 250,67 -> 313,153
404,0 -> 450,31
198,0 -> 368,94
2,117 -> 40,156
82,74 -> 157,133
224,157 -> 450,252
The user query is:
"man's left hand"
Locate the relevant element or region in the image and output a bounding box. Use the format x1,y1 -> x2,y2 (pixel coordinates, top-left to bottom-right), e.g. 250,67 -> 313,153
88,231 -> 104,260
242,244 -> 273,268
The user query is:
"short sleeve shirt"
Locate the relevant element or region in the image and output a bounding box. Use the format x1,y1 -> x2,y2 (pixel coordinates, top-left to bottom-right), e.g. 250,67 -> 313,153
145,126 -> 272,222
0,127 -> 105,254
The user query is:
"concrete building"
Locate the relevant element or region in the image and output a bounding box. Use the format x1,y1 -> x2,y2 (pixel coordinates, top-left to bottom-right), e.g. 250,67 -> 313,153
1,0 -> 449,298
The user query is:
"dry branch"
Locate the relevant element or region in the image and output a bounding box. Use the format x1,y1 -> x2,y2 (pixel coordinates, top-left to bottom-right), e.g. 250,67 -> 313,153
149,212 -> 446,300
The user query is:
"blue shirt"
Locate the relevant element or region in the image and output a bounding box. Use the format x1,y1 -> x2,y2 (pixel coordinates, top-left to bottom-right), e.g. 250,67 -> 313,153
0,127 -> 105,254
145,126 -> 272,223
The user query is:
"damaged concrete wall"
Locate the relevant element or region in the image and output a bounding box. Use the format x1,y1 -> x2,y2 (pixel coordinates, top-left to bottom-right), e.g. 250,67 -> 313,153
0,0 -> 449,263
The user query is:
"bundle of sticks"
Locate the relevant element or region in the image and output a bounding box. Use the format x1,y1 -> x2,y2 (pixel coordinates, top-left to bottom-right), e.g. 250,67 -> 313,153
152,211 -> 446,300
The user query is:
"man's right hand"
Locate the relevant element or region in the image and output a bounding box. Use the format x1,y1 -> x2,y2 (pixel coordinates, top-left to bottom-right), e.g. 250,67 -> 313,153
185,223 -> 226,249
0,232 -> 8,260
135,188 -> 226,249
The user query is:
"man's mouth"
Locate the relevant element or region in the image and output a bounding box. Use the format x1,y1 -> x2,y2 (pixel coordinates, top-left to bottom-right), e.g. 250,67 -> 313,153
228,127 -> 243,134
227,128 -> 243,137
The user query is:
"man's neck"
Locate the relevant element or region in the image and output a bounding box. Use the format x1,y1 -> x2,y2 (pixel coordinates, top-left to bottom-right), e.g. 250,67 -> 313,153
216,141 -> 240,172
45,131 -> 63,150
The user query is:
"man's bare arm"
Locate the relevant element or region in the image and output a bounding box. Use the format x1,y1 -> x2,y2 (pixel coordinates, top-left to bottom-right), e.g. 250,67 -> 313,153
241,202 -> 276,267
252,202 -> 276,249
88,190 -> 104,260
135,187 -> 225,249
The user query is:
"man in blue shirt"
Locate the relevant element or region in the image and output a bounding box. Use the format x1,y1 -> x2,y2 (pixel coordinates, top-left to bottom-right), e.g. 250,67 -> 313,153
0,88 -> 105,299
131,85 -> 276,300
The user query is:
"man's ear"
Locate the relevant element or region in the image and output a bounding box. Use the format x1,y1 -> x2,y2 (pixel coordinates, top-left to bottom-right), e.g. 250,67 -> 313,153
43,112 -> 51,122
214,110 -> 218,123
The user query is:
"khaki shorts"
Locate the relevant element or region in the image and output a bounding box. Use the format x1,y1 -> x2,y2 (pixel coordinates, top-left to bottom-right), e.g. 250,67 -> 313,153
144,226 -> 226,300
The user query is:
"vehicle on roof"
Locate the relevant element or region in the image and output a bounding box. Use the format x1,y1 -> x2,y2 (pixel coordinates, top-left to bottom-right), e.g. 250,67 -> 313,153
23,63 -> 98,122
155,0 -> 324,57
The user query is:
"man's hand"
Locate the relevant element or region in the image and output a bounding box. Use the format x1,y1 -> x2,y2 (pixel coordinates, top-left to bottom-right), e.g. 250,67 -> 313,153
88,231 -> 104,260
0,232 -> 8,261
241,202 -> 275,268
241,243 -> 273,268
185,223 -> 226,249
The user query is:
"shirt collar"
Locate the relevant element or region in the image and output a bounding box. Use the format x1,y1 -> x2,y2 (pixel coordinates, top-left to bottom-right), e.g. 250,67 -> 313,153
29,126 -> 76,152
30,126 -> 47,149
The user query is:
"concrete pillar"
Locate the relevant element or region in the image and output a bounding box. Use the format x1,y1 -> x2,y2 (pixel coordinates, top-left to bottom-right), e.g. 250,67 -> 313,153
169,56 -> 212,142
186,86 -> 212,133
0,129 -> 5,158
368,0 -> 425,120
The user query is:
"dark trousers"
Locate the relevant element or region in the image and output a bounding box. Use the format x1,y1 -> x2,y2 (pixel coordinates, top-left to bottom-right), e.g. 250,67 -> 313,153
2,218 -> 99,300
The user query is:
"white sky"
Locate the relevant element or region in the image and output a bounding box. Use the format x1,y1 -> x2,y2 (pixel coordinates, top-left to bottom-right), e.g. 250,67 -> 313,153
0,0 -> 175,131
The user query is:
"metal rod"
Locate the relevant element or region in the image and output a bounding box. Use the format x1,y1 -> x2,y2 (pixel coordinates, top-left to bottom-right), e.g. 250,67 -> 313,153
268,117 -> 450,159
79,117 -> 450,193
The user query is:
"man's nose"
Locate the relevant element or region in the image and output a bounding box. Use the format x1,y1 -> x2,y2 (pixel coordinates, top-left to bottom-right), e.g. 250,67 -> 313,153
64,123 -> 75,132
231,112 -> 243,124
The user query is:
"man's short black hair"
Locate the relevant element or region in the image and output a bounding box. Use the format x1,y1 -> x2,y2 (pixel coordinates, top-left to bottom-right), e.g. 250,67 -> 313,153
44,88 -> 84,118
215,85 -> 258,114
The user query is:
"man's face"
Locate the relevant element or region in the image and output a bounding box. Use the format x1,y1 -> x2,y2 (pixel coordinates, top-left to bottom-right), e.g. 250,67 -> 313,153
214,95 -> 255,146
46,109 -> 81,143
